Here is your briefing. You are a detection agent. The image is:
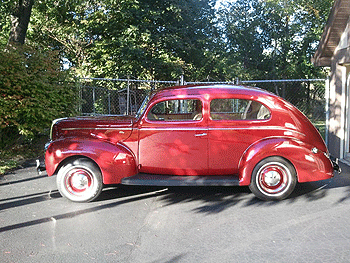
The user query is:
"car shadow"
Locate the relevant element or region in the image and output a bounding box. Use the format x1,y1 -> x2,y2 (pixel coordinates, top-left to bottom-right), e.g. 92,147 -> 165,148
156,173 -> 350,214
158,186 -> 259,214
95,185 -> 167,202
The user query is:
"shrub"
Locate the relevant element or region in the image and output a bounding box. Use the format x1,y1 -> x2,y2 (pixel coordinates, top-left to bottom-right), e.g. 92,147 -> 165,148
0,45 -> 77,149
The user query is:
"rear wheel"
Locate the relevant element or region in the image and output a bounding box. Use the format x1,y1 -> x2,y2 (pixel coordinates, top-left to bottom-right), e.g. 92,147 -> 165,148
57,158 -> 103,202
249,157 -> 297,201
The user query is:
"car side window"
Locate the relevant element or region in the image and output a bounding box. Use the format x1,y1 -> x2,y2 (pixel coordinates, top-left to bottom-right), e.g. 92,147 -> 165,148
210,99 -> 270,120
148,99 -> 202,121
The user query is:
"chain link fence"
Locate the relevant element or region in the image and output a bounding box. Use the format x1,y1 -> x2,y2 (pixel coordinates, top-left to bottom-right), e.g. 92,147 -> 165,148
239,79 -> 327,137
77,77 -> 327,137
78,78 -> 177,116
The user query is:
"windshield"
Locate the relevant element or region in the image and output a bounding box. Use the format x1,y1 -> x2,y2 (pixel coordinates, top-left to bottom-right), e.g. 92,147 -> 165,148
135,95 -> 149,119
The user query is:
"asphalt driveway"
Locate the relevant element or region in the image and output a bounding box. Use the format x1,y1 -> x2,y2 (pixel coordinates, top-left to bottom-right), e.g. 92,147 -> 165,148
1,161 -> 350,263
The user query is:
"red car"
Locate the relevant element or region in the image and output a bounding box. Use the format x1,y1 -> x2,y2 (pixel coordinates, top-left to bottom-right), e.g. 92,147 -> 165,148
39,85 -> 339,202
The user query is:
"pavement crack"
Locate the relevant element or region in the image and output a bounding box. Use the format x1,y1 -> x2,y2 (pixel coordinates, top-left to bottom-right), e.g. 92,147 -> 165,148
125,189 -> 167,262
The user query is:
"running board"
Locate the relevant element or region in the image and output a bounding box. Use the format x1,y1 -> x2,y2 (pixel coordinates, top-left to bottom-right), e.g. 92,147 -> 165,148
121,173 -> 240,187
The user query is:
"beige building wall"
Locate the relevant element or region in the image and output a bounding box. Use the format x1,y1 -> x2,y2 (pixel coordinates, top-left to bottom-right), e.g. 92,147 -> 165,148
328,22 -> 350,159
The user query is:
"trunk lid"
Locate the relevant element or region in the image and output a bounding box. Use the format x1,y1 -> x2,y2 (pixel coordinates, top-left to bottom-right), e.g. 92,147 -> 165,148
52,115 -> 134,143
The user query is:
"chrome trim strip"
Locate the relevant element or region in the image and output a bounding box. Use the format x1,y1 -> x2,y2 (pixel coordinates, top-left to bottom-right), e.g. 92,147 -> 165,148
62,127 -> 133,131
138,127 -> 208,131
208,126 -> 306,136
195,133 -> 208,137
208,126 -> 283,131
137,126 -> 305,136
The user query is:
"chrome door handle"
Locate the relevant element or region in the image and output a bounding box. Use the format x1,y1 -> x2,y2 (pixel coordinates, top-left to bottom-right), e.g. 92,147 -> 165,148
195,133 -> 207,137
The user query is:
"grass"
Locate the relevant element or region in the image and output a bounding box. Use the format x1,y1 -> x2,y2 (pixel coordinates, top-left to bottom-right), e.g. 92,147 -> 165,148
312,120 -> 326,140
0,159 -> 18,175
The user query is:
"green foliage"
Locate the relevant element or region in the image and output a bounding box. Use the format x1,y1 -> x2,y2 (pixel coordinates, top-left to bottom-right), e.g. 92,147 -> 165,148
218,0 -> 333,80
0,0 -> 335,164
26,0 -> 222,81
0,45 -> 77,148
0,0 -> 14,47
0,159 -> 17,175
0,0 -> 334,82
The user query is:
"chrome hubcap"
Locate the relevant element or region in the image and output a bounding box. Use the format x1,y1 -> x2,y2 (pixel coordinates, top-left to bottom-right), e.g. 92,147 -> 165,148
257,163 -> 290,195
71,172 -> 89,190
263,170 -> 281,187
65,168 -> 93,194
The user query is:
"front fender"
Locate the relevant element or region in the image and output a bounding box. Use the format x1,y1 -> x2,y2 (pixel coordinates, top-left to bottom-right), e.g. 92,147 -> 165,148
45,138 -> 137,184
238,137 -> 334,186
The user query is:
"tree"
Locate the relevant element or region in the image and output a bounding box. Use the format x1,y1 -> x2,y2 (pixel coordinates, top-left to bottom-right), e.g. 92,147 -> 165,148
218,0 -> 333,81
8,0 -> 34,45
27,0 -> 221,81
0,45 -> 77,148
218,0 -> 268,80
0,0 -> 78,148
0,0 -> 335,81
85,0 -> 221,81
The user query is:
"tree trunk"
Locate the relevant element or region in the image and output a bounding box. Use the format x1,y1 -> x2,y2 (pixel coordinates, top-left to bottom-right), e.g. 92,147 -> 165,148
8,0 -> 35,45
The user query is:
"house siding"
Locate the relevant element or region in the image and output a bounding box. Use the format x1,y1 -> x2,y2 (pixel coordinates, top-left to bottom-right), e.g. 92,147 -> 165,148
312,0 -> 350,160
328,25 -> 350,158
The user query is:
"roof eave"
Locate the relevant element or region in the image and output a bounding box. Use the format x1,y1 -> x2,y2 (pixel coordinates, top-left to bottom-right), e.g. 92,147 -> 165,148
312,0 -> 350,67
312,56 -> 332,67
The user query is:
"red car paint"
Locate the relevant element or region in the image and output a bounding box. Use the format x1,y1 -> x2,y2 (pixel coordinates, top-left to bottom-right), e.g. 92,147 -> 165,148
45,85 -> 335,196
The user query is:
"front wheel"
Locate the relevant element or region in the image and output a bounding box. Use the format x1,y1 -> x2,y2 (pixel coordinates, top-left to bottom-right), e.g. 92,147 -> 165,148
249,157 -> 297,201
57,158 -> 103,202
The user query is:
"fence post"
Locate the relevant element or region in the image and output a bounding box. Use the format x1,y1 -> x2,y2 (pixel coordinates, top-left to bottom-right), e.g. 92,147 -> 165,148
282,81 -> 286,99
77,78 -> 82,115
127,77 -> 130,115
325,77 -> 330,147
180,75 -> 185,86
93,86 -> 96,115
108,89 -> 111,115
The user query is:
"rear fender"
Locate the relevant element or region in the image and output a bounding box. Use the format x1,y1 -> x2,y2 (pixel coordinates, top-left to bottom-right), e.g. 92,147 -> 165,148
45,138 -> 137,184
238,137 -> 333,186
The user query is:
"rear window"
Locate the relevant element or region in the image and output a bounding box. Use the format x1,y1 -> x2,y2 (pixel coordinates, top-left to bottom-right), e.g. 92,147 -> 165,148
210,99 -> 270,120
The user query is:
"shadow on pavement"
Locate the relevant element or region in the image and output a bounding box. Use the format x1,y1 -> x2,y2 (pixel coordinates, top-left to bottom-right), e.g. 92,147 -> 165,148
2,163 -> 350,233
0,187 -> 168,233
0,190 -> 61,211
0,174 -> 48,186
151,254 -> 187,263
157,166 -> 350,214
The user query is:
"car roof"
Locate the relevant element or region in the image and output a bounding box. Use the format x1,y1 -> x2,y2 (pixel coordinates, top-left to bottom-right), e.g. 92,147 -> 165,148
150,84 -> 276,101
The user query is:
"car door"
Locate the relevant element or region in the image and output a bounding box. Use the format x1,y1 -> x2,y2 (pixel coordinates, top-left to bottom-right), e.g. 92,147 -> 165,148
208,97 -> 271,175
138,98 -> 208,175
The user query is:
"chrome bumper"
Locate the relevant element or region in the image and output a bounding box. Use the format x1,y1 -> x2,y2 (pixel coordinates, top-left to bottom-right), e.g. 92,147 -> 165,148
36,158 -> 46,175
331,156 -> 341,174
36,141 -> 51,175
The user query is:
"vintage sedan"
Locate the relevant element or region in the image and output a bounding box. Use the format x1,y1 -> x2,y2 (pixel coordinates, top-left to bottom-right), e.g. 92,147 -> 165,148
39,85 -> 339,202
